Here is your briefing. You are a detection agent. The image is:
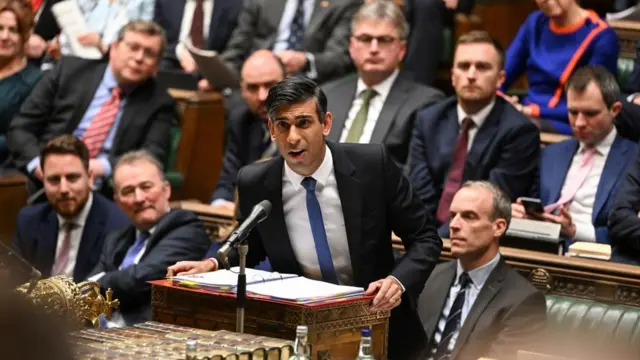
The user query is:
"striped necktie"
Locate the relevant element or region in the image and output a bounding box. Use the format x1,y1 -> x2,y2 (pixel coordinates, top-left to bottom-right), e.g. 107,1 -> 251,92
83,87 -> 122,158
432,272 -> 472,360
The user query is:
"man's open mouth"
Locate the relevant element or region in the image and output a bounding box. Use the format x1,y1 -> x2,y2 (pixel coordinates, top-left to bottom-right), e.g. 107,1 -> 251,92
289,149 -> 305,158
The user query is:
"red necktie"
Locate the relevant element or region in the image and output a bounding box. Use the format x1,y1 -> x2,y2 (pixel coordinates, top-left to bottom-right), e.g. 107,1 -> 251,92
83,87 -> 122,158
190,0 -> 205,48
436,117 -> 474,224
31,0 -> 43,12
52,223 -> 75,276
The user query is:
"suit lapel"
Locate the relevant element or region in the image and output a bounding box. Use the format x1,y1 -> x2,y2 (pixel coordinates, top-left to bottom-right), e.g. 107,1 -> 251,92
548,140 -> 578,204
36,209 -> 59,278
327,142 -> 364,286
207,0 -> 225,47
113,227 -> 136,269
420,263 -> 456,341
464,104 -> 500,177
265,0 -> 288,44
261,158 -> 303,275
369,76 -> 409,144
593,135 -> 630,221
174,1 -> 187,33
69,63 -> 108,132
74,196 -> 105,280
451,259 -> 507,359
305,0 -> 329,40
327,76 -> 358,142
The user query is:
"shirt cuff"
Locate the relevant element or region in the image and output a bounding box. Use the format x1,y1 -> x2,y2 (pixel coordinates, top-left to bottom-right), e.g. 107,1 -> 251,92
304,52 -> 317,80
27,156 -> 40,174
573,221 -> 596,243
627,93 -> 640,102
97,155 -> 112,178
388,275 -> 405,293
88,272 -> 105,282
211,199 -> 231,206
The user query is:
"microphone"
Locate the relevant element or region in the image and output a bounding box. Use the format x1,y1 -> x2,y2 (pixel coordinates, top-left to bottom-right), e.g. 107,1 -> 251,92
216,200 -> 272,270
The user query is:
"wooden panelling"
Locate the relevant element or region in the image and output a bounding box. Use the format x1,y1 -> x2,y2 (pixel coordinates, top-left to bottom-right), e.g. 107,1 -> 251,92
0,174 -> 28,247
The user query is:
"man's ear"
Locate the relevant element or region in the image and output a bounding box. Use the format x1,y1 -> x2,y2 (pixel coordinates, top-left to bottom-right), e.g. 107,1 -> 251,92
493,218 -> 508,238
323,112 -> 333,136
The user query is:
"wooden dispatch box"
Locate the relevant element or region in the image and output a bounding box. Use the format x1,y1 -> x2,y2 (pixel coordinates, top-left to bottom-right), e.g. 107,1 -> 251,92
151,280 -> 390,359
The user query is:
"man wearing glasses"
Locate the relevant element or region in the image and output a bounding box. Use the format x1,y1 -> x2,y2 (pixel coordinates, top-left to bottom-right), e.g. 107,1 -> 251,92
6,20 -> 176,196
323,1 -> 443,166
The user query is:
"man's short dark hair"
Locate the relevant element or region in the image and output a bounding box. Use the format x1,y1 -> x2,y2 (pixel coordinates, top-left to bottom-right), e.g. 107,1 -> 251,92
565,65 -> 621,109
265,76 -> 328,123
40,135 -> 89,171
116,20 -> 167,59
455,30 -> 506,69
460,180 -> 512,228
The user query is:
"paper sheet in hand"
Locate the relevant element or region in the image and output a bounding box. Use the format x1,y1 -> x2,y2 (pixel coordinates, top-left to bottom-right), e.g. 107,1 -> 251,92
51,0 -> 102,59
172,267 -> 297,292
247,277 -> 365,304
185,39 -> 240,89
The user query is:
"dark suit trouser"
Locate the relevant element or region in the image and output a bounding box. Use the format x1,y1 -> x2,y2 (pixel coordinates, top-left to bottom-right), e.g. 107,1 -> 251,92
389,303 -> 428,360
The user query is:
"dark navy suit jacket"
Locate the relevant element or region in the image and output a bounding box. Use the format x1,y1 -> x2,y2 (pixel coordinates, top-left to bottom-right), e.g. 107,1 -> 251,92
12,193 -> 129,282
210,104 -> 270,203
154,0 -> 243,70
409,96 -> 540,236
540,135 -> 638,244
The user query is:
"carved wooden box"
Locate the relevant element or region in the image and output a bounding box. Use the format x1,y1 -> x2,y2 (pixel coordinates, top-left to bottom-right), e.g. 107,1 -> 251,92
150,280 -> 390,360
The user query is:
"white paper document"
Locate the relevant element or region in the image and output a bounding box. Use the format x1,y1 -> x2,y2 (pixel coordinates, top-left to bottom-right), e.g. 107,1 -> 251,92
51,0 -> 102,59
172,267 -> 297,292
246,276 -> 365,304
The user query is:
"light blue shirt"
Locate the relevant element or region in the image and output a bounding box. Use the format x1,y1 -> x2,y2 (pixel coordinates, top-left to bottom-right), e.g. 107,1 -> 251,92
272,0 -> 315,53
430,253 -> 502,357
27,66 -> 126,178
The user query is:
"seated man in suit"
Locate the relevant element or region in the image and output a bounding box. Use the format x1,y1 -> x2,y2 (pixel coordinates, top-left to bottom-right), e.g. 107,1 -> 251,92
209,49 -> 285,213
418,181 -> 547,360
154,0 -> 242,72
89,150 -> 210,326
168,76 -> 443,359
512,66 -> 638,248
13,135 -> 129,282
7,20 -> 176,190
323,0 -> 443,166
199,0 -> 359,87
409,30 -> 540,237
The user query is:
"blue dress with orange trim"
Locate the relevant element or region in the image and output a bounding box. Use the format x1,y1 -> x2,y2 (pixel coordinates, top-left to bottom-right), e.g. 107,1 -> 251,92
501,10 -> 619,134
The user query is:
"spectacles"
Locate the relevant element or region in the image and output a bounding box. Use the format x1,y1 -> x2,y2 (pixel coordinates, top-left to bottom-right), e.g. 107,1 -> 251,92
353,34 -> 400,47
122,40 -> 160,61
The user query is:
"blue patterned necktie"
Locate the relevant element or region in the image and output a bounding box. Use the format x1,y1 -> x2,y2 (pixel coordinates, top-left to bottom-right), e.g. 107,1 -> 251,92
301,177 -> 339,284
120,231 -> 151,269
433,272 -> 472,360
287,0 -> 306,50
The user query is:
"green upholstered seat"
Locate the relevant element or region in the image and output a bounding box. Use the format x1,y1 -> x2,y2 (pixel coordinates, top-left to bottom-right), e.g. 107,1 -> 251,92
546,295 -> 640,346
164,125 -> 184,190
618,57 -> 635,92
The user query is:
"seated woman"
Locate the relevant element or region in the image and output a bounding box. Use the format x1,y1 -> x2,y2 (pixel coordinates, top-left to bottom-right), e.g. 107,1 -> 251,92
0,0 -> 41,163
500,0 -> 618,134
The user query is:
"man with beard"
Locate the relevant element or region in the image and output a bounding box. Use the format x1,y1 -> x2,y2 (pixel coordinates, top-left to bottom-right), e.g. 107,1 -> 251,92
209,49 -> 286,213
13,135 -> 129,282
409,30 -> 540,238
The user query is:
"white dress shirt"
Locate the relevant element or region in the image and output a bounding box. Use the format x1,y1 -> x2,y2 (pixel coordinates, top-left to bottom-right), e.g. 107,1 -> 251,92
53,193 -> 94,277
455,99 -> 496,150
430,253 -> 501,356
561,128 -> 617,242
272,0 -> 315,53
339,70 -> 400,144
176,0 -> 214,58
282,145 -> 355,285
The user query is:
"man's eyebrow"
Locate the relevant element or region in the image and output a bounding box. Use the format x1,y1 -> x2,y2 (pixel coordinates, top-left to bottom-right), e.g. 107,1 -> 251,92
294,114 -> 313,120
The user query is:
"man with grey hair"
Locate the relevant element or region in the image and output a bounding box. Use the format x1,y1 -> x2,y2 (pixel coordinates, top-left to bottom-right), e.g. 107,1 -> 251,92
89,150 -> 210,326
323,0 -> 443,165
418,180 -> 546,360
513,66 -> 637,248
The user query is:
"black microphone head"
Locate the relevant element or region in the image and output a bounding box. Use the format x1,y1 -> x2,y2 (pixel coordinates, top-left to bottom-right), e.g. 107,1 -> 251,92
256,200 -> 272,217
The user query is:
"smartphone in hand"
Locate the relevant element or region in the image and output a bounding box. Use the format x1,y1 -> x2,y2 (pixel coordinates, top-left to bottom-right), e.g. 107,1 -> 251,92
520,197 -> 544,216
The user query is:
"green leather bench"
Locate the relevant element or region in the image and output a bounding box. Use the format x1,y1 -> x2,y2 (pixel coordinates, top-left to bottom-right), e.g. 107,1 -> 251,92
164,125 -> 184,191
546,295 -> 640,343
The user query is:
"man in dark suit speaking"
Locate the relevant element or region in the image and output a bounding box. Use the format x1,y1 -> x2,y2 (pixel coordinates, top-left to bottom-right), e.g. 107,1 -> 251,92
324,0 -> 443,166
168,76 -> 443,358
417,181 -> 547,360
13,135 -> 129,282
7,20 -> 176,188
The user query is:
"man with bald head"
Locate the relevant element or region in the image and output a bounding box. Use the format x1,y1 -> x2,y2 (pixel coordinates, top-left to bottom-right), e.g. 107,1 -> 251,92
209,50 -> 286,212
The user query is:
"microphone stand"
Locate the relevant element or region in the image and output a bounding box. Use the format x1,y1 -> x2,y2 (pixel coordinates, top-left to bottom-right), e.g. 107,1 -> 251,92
236,243 -> 249,333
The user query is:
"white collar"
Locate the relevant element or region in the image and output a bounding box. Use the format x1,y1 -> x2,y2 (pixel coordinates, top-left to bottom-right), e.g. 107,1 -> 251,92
456,98 -> 496,129
284,144 -> 333,191
57,192 -> 93,228
355,69 -> 400,103
578,127 -> 617,156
